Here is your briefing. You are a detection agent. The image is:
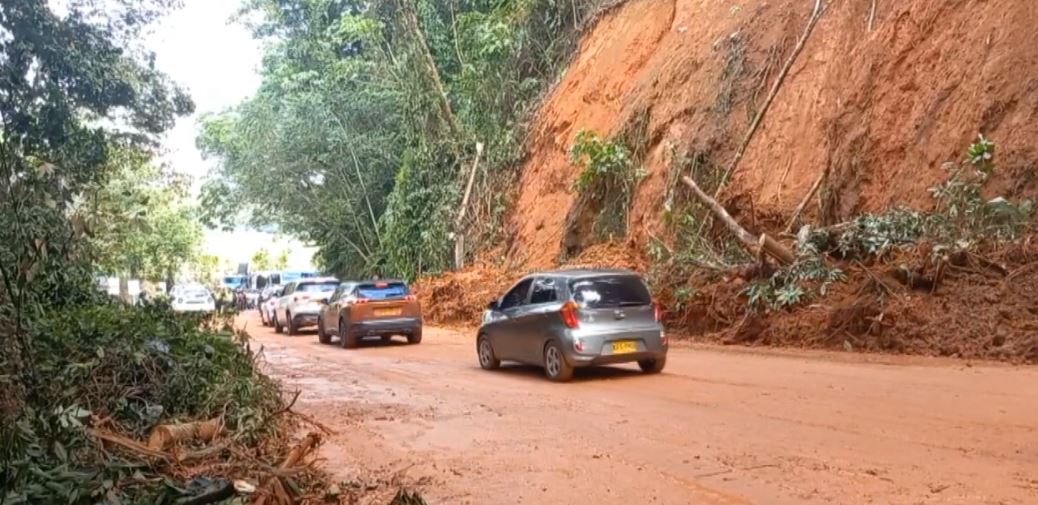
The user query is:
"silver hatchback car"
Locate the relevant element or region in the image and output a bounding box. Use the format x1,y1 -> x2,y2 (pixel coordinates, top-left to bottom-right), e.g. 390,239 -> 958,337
476,269 -> 667,381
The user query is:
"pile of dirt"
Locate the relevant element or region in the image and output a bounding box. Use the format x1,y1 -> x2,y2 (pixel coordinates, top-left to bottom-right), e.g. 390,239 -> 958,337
693,237 -> 1038,363
415,263 -> 513,326
418,241 -> 650,327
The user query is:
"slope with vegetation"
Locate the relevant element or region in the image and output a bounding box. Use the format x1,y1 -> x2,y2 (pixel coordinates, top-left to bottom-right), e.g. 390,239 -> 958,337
420,0 -> 1038,362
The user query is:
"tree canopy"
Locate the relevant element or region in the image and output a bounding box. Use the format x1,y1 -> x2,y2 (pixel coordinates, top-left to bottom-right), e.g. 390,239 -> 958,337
199,0 -> 601,279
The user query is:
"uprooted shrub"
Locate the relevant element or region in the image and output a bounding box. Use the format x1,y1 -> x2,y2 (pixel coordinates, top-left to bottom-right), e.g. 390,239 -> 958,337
570,129 -> 645,237
2,301 -> 283,504
745,136 -> 1032,310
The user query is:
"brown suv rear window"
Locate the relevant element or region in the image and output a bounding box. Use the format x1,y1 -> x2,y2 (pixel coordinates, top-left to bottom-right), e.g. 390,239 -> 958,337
357,282 -> 409,300
570,275 -> 651,309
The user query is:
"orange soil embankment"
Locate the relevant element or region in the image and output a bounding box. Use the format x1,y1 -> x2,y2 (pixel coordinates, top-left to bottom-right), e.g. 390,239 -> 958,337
510,0 -> 1038,265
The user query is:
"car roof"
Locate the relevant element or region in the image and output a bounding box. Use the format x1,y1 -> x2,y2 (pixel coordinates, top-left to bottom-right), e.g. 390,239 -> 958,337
294,276 -> 339,284
357,279 -> 406,285
527,268 -> 639,279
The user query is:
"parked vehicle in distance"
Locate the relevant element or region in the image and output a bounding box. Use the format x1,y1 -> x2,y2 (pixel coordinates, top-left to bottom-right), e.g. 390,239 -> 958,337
317,280 -> 422,348
274,277 -> 340,335
476,269 -> 666,382
259,284 -> 285,326
172,286 -> 216,313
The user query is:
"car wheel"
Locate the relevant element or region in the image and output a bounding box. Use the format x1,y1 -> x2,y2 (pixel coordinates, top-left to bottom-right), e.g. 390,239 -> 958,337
286,313 -> 299,336
406,327 -> 422,344
638,356 -> 666,374
543,341 -> 573,382
339,317 -> 358,349
380,335 -> 392,344
259,310 -> 267,326
318,318 -> 331,344
477,335 -> 500,370
274,313 -> 284,334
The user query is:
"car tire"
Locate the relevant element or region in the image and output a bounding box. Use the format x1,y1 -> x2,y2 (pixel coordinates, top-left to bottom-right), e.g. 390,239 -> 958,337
274,313 -> 284,334
259,310 -> 267,326
318,318 -> 331,344
407,327 -> 422,344
543,341 -> 573,382
380,335 -> 392,344
339,317 -> 358,349
638,356 -> 666,374
477,335 -> 500,370
286,313 -> 298,336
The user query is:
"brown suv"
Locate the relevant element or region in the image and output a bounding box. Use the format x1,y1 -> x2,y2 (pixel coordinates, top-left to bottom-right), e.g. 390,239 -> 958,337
317,280 -> 422,348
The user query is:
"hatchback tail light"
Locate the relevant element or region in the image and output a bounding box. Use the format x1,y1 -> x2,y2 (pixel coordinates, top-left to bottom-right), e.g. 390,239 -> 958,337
561,300 -> 580,329
653,299 -> 662,322
349,297 -> 369,305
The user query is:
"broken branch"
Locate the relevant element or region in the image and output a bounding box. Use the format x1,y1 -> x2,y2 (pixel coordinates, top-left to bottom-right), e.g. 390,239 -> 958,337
681,176 -> 796,265
713,0 -> 828,199
785,163 -> 829,233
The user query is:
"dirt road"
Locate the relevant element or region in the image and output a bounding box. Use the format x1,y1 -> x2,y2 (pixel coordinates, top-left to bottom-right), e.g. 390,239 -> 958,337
239,313 -> 1038,505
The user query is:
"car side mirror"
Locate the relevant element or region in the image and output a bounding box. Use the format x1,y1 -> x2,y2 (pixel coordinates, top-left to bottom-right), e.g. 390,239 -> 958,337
486,299 -> 499,311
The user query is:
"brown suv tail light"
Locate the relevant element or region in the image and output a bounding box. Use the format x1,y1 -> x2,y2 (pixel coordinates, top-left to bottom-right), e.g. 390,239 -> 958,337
348,297 -> 369,305
561,300 -> 580,329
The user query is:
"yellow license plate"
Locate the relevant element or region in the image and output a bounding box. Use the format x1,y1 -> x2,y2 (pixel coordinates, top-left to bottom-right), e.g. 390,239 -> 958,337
612,341 -> 637,354
374,308 -> 402,317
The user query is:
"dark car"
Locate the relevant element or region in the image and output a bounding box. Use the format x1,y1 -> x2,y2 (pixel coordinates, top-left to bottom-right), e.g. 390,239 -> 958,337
317,280 -> 422,348
476,269 -> 667,382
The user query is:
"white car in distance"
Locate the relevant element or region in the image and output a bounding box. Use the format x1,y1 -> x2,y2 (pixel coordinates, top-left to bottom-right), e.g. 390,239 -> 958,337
172,286 -> 216,313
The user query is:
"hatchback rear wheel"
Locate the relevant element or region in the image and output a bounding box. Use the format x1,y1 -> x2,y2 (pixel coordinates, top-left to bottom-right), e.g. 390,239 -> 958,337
406,327 -> 422,344
543,341 -> 573,382
274,313 -> 284,334
477,336 -> 500,370
638,356 -> 666,374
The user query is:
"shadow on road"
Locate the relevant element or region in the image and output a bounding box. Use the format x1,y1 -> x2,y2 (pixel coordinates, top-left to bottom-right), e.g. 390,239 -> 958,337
494,363 -> 645,383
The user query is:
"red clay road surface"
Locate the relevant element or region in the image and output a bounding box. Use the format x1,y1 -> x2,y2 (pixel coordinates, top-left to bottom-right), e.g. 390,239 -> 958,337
239,313 -> 1038,505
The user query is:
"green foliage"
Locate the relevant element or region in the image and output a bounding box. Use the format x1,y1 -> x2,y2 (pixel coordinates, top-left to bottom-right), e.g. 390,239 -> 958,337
200,0 -> 601,279
379,147 -> 458,279
4,302 -> 282,504
570,130 -> 639,195
834,208 -> 925,259
750,136 -> 1031,311
828,136 -> 1031,260
81,146 -> 202,281
252,248 -> 273,271
745,255 -> 846,311
570,129 -> 645,237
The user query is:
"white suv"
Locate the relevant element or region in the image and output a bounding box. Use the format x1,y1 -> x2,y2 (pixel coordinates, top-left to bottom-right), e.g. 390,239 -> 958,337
274,277 -> 340,335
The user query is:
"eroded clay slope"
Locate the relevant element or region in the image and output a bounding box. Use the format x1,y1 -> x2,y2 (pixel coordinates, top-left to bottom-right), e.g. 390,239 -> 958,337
510,0 -> 1038,266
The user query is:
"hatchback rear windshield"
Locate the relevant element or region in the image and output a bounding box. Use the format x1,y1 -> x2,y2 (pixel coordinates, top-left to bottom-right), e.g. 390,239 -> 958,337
297,282 -> 339,293
570,275 -> 651,309
357,282 -> 409,300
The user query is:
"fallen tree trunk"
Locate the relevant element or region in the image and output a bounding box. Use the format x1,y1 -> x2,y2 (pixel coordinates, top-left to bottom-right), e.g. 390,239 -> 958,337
681,176 -> 796,265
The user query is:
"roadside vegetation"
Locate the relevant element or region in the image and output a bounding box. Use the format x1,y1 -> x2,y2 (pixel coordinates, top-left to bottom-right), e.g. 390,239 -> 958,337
0,2 -> 324,503
198,0 -> 607,279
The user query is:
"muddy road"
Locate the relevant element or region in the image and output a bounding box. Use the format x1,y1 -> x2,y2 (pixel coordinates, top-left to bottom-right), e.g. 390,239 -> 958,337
239,313 -> 1038,505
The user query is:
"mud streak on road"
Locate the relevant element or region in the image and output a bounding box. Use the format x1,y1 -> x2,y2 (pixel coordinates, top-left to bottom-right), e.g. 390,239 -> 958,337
239,314 -> 1038,505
